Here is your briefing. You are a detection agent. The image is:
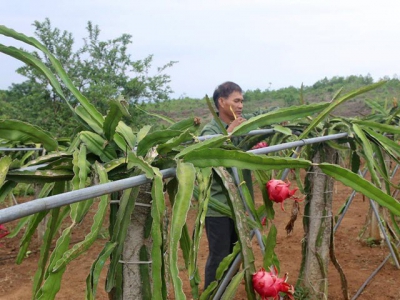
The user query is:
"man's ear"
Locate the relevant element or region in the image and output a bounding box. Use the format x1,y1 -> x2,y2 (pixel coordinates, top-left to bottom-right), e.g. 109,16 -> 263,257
218,97 -> 225,109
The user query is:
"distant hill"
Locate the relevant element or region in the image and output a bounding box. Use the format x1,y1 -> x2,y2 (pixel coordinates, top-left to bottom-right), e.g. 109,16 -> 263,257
145,75 -> 400,127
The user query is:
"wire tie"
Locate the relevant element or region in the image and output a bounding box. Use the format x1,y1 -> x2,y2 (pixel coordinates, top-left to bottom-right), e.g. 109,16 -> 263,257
119,260 -> 152,265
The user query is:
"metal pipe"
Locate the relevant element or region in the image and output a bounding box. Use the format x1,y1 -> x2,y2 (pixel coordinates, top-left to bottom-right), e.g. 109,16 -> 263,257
0,168 -> 176,224
351,241 -> 400,300
196,128 -> 276,141
280,146 -> 302,180
0,148 -> 43,151
248,133 -> 348,155
231,168 -> 265,253
334,162 -> 399,233
0,133 -> 349,224
333,168 -> 369,233
369,199 -> 400,269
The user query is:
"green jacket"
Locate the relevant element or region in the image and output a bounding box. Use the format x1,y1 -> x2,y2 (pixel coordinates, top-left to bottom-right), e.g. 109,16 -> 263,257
200,112 -> 264,217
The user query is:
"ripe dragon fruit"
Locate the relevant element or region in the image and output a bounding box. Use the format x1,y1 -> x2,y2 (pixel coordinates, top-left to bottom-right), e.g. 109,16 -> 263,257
252,141 -> 269,150
252,266 -> 294,300
0,224 -> 10,247
0,224 -> 9,239
266,179 -> 301,211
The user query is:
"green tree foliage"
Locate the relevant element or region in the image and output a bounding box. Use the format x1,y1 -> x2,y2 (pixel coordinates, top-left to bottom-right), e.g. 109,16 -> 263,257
0,18 -> 176,137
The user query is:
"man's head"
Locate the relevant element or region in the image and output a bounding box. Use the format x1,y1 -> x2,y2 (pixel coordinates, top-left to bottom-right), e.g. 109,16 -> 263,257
213,81 -> 242,110
213,81 -> 244,122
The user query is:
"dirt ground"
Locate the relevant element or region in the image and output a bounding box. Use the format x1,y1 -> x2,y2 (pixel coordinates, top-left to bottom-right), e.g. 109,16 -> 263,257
0,178 -> 399,300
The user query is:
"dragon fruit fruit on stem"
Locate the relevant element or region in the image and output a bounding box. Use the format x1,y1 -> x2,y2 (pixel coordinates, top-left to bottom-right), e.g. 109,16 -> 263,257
252,266 -> 294,300
0,224 -> 9,239
266,179 -> 301,211
0,224 -> 10,246
252,141 -> 269,150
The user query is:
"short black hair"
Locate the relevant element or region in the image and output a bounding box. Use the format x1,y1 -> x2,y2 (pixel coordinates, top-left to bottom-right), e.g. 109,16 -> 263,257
213,81 -> 242,110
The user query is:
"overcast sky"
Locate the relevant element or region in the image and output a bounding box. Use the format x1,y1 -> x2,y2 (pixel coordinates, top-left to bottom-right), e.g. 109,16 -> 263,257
1,0 -> 400,98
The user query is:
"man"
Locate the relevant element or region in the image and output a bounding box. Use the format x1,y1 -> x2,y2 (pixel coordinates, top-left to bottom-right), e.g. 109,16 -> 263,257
201,81 -> 265,289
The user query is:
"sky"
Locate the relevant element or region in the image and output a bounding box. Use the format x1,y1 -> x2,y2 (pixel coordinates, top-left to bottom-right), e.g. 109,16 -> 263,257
1,0 -> 400,99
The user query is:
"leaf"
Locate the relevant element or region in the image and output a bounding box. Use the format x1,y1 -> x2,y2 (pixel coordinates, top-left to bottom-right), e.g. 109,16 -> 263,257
183,148 -> 311,170
205,95 -> 227,135
365,98 -> 388,115
70,145 -> 92,223
116,122 -> 136,150
168,116 -> 201,131
232,103 -> 330,136
253,170 -> 275,221
136,129 -> 182,157
35,226 -> 72,299
175,135 -> 229,159
79,131 -> 117,162
37,157 -> 73,170
150,173 -> 167,299
136,125 -> 151,144
0,119 -> 57,151
17,211 -> 48,264
106,186 -> 140,292
133,103 -> 175,124
53,162 -> 109,271
0,181 -> 17,204
32,181 -> 66,296
157,129 -> 194,155
263,225 -> 278,269
271,124 -> 292,135
213,167 -> 256,299
25,152 -> 71,167
86,242 -> 117,300
220,269 -> 245,300
189,167 -> 212,294
6,169 -> 73,183
112,132 -> 129,153
0,156 -> 12,186
169,161 -> 196,300
319,163 -> 400,216
104,99 -> 127,141
363,127 -> 400,161
74,106 -> 103,134
0,25 -> 104,129
235,168 -> 260,227
32,207 -> 61,296
16,183 -> 57,265
299,81 -> 386,139
0,44 -> 72,111
352,124 -> 381,187
353,120 -> 400,134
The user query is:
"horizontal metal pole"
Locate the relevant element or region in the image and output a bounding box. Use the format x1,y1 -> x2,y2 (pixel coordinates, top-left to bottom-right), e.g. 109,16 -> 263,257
0,133 -> 349,224
197,128 -> 276,141
0,168 -> 176,224
249,132 -> 348,155
0,148 -> 43,151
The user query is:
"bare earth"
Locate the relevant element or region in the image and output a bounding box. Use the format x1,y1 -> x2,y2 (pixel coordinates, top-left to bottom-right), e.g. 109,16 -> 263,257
0,178 -> 399,300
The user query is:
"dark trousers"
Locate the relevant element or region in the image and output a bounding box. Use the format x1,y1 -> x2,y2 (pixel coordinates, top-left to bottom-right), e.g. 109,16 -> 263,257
204,217 -> 238,289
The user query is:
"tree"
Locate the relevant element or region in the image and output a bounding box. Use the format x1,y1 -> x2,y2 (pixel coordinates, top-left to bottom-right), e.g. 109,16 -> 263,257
2,81 -> 75,137
6,18 -> 176,136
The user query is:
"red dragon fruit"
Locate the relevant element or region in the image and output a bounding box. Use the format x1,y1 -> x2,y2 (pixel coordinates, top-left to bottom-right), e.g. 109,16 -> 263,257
0,224 -> 10,247
252,141 -> 269,150
252,266 -> 294,300
0,224 -> 9,239
266,179 -> 301,211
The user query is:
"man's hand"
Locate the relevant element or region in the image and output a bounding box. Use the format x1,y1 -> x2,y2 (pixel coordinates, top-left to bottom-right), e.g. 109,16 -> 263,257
227,117 -> 246,133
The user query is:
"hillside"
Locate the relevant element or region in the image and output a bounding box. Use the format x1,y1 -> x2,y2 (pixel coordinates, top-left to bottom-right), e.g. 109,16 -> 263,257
144,75 -> 400,128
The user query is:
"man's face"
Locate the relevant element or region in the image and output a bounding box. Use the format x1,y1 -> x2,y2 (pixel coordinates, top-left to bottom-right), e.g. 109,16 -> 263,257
219,91 -> 244,120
